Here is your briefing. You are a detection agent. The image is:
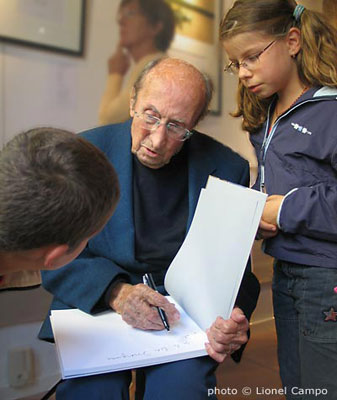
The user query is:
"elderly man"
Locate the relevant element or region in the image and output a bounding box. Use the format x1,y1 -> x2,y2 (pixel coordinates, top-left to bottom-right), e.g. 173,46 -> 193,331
39,58 -> 260,399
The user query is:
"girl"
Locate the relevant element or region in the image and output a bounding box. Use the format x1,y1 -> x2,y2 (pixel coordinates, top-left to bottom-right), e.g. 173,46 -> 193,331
220,1 -> 337,398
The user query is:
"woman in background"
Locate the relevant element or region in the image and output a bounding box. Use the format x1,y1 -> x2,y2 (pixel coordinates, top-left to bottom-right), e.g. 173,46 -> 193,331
99,0 -> 175,125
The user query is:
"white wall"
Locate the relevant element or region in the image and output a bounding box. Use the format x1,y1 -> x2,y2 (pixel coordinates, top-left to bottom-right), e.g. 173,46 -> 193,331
0,1 -> 257,398
0,0 -> 118,147
0,0 -> 256,163
0,2 -> 123,397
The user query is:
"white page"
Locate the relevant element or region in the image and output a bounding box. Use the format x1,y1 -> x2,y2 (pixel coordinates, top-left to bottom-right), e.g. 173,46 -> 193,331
165,176 -> 266,330
50,298 -> 207,379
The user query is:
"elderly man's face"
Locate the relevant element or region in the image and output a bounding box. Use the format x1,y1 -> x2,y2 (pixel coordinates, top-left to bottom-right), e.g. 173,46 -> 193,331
130,75 -> 203,169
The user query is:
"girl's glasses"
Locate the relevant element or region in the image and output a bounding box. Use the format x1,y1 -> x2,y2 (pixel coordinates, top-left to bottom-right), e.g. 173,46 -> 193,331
224,40 -> 276,75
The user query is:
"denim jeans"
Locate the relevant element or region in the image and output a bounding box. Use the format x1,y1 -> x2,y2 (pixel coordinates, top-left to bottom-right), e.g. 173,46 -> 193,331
273,260 -> 337,400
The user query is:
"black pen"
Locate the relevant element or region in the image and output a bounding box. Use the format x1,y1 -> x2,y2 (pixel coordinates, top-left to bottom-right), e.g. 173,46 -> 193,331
143,273 -> 170,331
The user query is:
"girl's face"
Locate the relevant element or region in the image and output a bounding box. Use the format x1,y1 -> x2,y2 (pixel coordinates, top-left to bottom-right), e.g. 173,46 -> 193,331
223,31 -> 298,99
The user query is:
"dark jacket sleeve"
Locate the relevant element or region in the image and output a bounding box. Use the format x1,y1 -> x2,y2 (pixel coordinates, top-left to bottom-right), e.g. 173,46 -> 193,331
39,246 -> 131,341
279,183 -> 337,242
235,264 -> 260,322
231,261 -> 260,363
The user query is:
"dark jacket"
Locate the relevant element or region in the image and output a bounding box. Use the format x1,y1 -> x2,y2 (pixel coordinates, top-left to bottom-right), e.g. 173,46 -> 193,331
39,120 -> 260,363
251,86 -> 337,268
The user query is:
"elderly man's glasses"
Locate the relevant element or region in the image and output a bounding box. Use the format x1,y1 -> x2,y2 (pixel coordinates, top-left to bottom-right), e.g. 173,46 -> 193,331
133,111 -> 193,141
224,40 -> 276,74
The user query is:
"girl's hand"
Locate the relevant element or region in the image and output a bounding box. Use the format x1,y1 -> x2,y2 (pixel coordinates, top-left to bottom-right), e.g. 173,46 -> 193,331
256,195 -> 284,239
257,219 -> 278,239
262,195 -> 284,225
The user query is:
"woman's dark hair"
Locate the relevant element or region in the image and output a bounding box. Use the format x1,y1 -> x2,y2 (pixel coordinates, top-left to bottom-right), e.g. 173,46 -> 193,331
121,0 -> 175,51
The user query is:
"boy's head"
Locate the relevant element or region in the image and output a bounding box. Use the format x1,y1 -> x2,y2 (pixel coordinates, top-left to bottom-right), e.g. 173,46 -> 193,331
0,127 -> 120,273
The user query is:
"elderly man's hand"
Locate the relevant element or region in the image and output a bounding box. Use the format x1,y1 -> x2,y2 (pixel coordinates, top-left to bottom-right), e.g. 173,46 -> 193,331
109,282 -> 180,330
205,307 -> 249,363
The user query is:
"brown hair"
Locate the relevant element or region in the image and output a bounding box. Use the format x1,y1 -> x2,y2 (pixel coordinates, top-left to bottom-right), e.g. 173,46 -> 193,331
0,128 -> 120,251
120,0 -> 175,51
220,0 -> 337,133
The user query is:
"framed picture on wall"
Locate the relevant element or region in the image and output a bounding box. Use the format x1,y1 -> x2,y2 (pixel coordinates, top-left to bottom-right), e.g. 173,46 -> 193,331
168,0 -> 223,115
0,0 -> 86,56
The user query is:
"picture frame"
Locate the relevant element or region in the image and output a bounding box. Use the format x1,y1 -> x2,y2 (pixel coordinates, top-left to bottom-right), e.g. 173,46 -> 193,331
0,0 -> 86,56
168,0 -> 223,115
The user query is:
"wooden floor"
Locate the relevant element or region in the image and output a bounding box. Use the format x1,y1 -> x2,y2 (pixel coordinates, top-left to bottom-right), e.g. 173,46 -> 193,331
216,319 -> 284,399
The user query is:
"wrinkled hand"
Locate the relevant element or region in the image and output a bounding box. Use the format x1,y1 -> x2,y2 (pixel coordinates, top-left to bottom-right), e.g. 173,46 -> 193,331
108,44 -> 130,75
205,307 -> 249,363
109,282 -> 180,330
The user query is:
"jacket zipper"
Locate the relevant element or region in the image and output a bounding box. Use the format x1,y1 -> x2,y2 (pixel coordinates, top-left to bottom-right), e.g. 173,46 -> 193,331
258,97 -> 333,193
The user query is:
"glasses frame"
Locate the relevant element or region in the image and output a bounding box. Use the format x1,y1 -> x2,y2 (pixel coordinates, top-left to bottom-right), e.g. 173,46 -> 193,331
224,40 -> 276,74
133,110 -> 193,142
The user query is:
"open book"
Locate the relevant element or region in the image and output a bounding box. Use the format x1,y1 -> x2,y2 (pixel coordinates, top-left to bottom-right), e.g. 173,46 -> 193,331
50,177 -> 267,379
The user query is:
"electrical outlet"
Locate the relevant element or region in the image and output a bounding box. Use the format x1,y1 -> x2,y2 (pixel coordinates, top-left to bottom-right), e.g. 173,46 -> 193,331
8,347 -> 35,388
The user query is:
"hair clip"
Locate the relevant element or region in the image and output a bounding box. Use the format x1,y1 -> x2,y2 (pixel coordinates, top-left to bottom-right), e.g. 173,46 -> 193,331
293,4 -> 305,22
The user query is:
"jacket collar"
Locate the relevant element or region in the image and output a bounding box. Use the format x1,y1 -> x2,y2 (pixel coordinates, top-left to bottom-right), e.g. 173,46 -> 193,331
312,86 -> 337,98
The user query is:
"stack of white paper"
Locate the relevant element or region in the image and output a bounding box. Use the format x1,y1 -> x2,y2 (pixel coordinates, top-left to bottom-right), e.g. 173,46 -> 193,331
50,299 -> 207,379
50,176 -> 267,378
165,176 -> 267,330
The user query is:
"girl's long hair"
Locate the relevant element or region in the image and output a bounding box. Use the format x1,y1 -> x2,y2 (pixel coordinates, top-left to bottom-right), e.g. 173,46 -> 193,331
220,0 -> 337,133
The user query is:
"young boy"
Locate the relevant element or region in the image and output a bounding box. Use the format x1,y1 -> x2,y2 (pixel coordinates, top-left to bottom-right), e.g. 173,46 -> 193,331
0,127 -> 120,289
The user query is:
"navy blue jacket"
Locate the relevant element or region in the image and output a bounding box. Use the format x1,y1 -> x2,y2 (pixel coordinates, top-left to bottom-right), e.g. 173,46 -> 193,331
251,86 -> 337,268
39,120 -> 260,346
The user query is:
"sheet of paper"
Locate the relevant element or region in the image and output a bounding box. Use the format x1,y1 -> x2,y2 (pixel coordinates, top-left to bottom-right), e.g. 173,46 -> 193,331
50,298 -> 207,379
165,176 -> 267,330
